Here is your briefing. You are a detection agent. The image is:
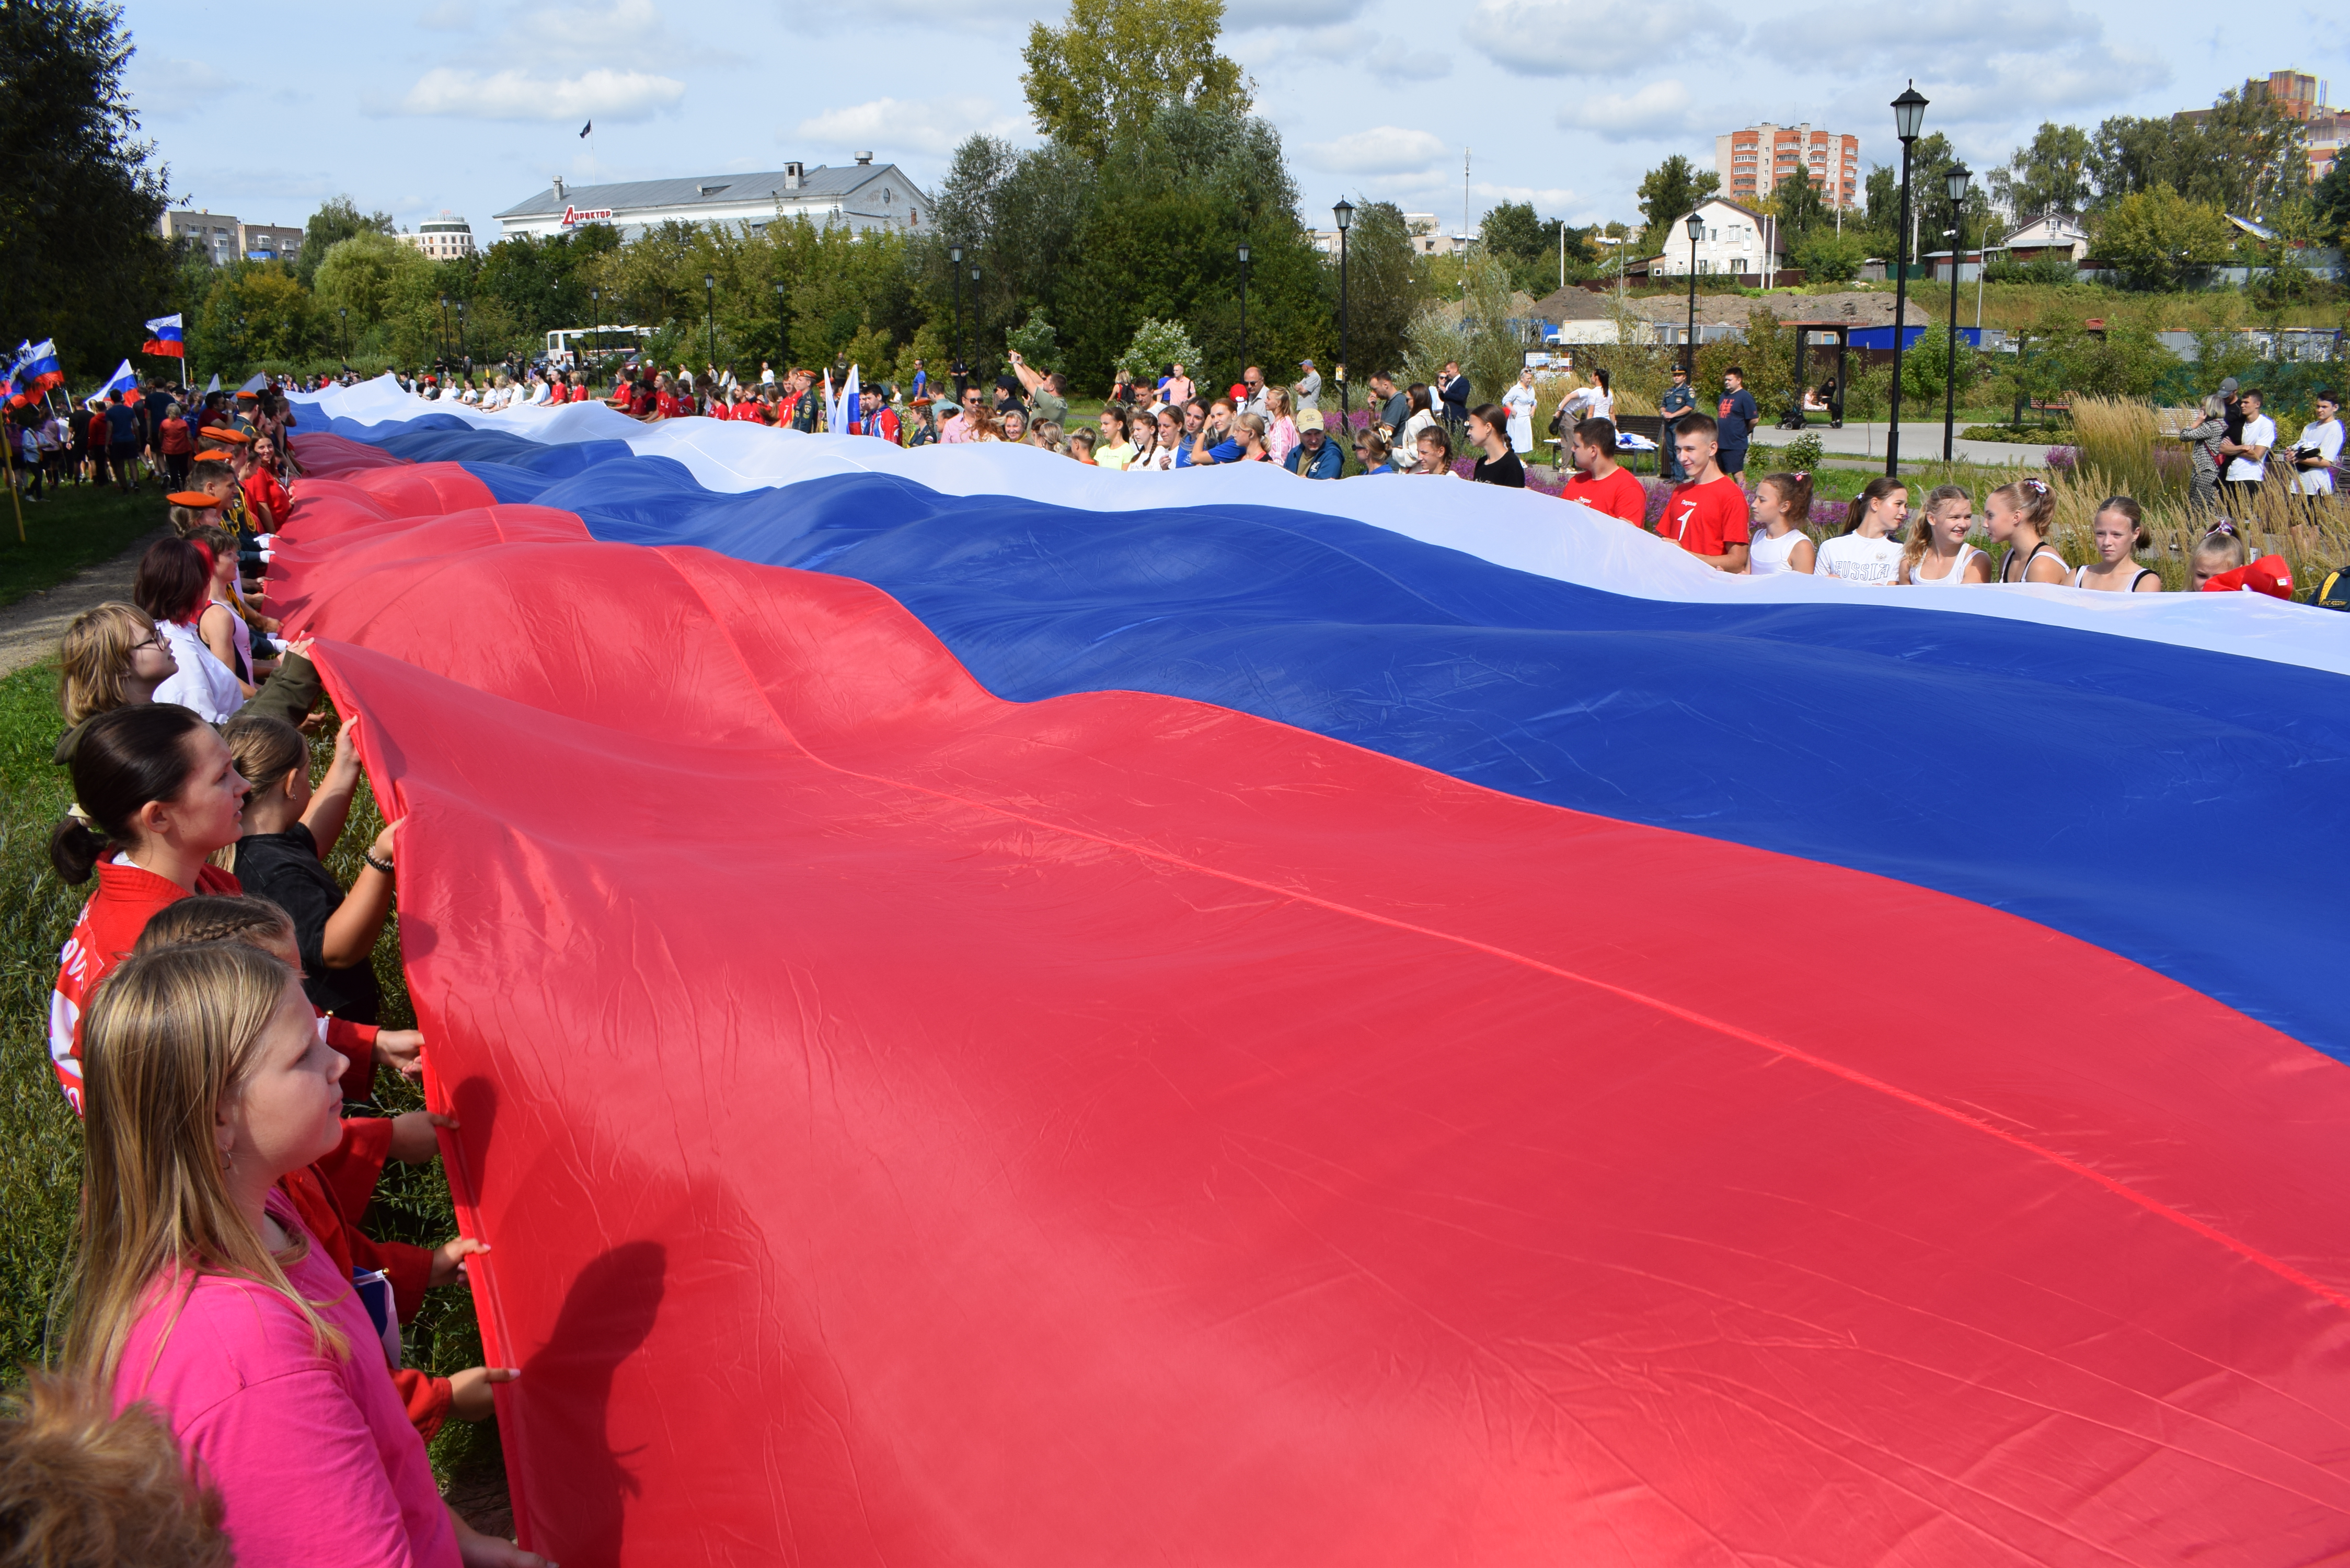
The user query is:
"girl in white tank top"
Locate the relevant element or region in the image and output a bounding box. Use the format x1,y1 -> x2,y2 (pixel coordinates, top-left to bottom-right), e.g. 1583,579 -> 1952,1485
1746,472 -> 1816,575
1901,485 -> 1992,585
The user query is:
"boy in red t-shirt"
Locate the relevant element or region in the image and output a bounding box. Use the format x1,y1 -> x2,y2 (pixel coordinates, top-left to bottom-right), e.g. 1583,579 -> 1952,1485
1662,413 -> 1751,571
1559,417 -> 1648,525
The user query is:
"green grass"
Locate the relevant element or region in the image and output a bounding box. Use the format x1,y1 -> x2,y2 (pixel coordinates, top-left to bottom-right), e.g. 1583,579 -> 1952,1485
0,661 -> 496,1489
0,477 -> 169,609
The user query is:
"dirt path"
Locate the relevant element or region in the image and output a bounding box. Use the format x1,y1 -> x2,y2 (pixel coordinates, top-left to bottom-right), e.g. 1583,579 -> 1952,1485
0,529 -> 165,677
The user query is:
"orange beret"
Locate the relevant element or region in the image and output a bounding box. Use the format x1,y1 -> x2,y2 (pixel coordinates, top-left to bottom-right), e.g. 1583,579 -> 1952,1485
192,450 -> 232,464
167,490 -> 221,508
201,426 -> 252,444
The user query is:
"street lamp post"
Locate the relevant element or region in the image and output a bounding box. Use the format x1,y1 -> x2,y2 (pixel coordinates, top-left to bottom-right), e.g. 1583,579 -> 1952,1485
1887,82 -> 1928,477
703,273 -> 716,372
1237,241 -> 1251,374
455,299 -> 468,371
338,306 -> 348,362
1684,211 -> 1704,372
1942,164 -> 1971,464
773,281 -> 786,378
1333,198 -> 1354,455
949,243 -> 966,400
590,287 -> 601,368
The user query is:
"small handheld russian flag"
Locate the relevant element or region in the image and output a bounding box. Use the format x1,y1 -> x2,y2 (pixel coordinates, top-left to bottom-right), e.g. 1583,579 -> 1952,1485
21,339 -> 62,391
143,313 -> 186,359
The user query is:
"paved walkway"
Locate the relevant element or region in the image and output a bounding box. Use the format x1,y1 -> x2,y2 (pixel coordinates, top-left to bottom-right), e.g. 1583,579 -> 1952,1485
1752,421 -> 2052,468
0,529 -> 165,677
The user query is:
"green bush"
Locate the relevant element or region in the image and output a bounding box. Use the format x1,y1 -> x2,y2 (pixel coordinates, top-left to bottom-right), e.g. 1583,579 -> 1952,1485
1984,257 -> 2080,286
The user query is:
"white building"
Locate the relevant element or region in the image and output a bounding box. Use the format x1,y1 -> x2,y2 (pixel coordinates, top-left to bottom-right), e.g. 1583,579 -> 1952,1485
399,216 -> 479,261
494,156 -> 933,242
1990,214 -> 2090,265
1646,197 -> 1785,278
1717,122 -> 1861,210
1309,214 -> 1477,257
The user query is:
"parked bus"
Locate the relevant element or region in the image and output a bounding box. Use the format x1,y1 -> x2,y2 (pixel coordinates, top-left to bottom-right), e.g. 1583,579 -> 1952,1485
546,326 -> 653,366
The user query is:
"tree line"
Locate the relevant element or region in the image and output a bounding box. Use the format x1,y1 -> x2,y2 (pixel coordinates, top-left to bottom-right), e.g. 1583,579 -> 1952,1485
1619,77 -> 2345,296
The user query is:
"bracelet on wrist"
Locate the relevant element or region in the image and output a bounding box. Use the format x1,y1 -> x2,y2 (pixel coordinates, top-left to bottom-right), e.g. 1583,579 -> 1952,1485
363,850 -> 395,875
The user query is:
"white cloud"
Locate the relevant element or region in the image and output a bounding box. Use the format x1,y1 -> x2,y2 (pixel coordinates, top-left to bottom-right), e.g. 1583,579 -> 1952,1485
794,97 -> 1024,157
513,0 -> 668,60
1465,0 -> 1733,76
1304,126 -> 1451,176
1557,80 -> 1692,141
1228,0 -> 1372,29
127,57 -> 231,120
396,67 -> 686,122
1366,37 -> 1452,82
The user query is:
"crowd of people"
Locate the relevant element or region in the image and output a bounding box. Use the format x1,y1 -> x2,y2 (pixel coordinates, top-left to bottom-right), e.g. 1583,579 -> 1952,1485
1610,401 -> 2309,593
5,379 -> 301,507
8,380 -> 550,1566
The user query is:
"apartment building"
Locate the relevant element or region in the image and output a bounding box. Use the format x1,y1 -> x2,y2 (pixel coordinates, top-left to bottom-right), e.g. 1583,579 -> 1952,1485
160,208 -> 242,265
1716,123 -> 1861,210
240,223 -> 302,261
399,216 -> 480,261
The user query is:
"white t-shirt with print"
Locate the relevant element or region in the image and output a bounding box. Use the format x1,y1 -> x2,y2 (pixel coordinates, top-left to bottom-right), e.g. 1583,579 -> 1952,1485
2228,414 -> 2276,482
1815,533 -> 1904,585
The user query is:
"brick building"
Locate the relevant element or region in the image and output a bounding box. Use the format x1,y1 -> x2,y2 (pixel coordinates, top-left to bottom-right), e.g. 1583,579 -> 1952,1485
1716,123 -> 1861,210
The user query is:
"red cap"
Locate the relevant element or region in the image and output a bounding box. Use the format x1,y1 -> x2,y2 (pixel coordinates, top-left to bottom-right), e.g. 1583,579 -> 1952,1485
2201,557 -> 2296,600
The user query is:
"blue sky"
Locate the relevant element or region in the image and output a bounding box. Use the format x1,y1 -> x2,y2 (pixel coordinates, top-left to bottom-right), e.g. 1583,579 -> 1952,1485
123,0 -> 2347,245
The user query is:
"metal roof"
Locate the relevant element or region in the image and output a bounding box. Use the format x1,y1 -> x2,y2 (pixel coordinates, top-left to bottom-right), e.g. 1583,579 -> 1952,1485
495,165 -> 925,220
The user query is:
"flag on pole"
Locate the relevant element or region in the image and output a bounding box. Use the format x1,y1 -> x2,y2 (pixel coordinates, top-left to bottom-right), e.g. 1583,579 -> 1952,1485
97,359 -> 137,398
205,372 -> 221,394
821,368 -> 835,432
238,372 -> 267,394
579,120 -> 593,138
17,340 -> 63,392
142,313 -> 187,358
842,363 -> 861,435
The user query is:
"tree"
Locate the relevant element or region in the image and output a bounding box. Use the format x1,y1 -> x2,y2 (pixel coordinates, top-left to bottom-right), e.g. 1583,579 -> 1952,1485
1793,229 -> 1867,283
2094,185 -> 2233,290
1335,200 -> 1426,381
312,231 -> 432,335
1116,317 -> 1200,380
1864,164 -> 1898,236
1989,122 -> 2092,222
1021,0 -> 1250,161
1482,200 -> 1574,295
1769,164 -> 1825,241
191,263 -> 318,375
2092,86 -> 2307,220
2313,159 -> 2350,245
0,0 -> 177,381
296,195 -> 394,286
1635,155 -> 1719,255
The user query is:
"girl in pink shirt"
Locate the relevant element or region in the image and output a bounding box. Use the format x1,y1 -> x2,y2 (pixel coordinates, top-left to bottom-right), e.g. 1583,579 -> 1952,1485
70,942 -> 548,1568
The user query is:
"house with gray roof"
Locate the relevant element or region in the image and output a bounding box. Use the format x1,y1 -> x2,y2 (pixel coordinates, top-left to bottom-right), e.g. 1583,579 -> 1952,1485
494,156 -> 935,243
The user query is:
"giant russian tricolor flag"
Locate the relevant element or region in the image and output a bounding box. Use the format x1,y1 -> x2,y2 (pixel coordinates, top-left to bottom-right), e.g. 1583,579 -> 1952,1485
282,375 -> 2350,1567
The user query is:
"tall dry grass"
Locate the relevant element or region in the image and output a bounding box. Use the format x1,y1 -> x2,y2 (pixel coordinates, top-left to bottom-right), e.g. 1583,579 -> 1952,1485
2051,395 -> 2349,593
